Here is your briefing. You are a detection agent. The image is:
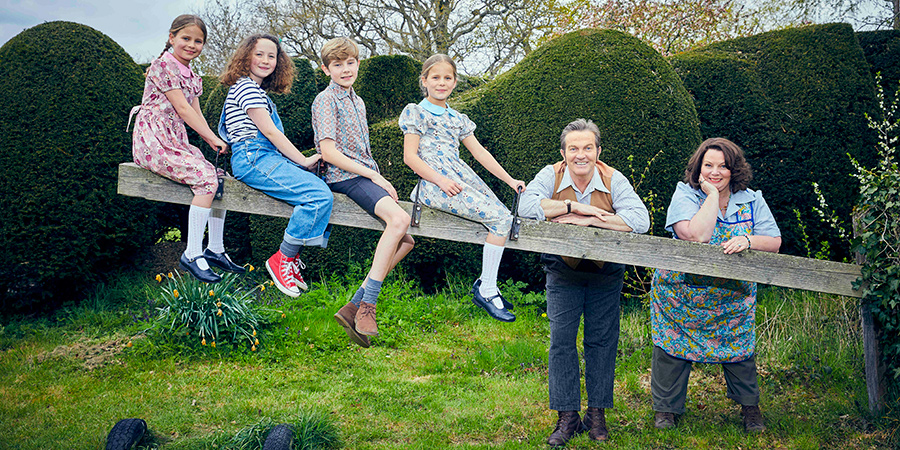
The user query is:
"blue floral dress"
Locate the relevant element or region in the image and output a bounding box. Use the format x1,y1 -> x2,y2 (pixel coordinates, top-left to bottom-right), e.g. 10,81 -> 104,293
399,100 -> 512,236
650,183 -> 780,363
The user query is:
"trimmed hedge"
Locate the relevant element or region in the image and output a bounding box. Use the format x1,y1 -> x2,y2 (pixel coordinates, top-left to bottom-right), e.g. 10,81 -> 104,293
857,30 -> 900,91
356,55 -> 423,123
670,23 -> 878,259
0,22 -> 163,309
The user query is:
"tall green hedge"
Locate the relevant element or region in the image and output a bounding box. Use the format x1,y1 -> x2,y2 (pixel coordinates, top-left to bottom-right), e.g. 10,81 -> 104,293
857,30 -> 900,91
0,22 -> 163,310
356,55 -> 423,123
670,23 -> 878,259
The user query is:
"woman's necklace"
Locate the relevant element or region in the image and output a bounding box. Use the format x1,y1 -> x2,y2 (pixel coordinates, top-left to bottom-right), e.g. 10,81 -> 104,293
719,192 -> 731,216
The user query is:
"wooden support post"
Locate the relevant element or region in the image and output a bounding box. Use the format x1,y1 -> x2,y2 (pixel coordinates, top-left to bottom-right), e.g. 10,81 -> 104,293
855,216 -> 885,416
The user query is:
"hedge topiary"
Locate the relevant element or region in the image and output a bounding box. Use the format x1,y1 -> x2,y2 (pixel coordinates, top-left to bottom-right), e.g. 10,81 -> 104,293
356,55 -> 423,123
857,30 -> 900,91
670,23 -> 878,259
0,22 -> 163,309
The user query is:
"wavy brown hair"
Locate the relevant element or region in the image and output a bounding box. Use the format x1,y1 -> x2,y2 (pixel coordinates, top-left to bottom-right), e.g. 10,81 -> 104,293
219,34 -> 294,94
684,137 -> 753,192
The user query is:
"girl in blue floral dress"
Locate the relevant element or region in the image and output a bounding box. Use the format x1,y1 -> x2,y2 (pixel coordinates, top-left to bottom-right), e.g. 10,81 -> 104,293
649,138 -> 781,432
400,54 -> 524,323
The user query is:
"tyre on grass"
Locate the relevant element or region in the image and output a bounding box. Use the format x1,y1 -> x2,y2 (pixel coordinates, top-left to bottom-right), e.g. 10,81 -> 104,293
263,423 -> 294,450
105,418 -> 147,450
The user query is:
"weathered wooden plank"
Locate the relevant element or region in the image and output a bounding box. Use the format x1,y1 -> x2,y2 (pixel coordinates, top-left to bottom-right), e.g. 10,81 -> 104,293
118,162 -> 862,297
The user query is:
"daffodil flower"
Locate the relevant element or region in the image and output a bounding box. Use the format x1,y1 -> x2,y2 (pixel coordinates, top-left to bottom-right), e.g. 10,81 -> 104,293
251,345 -> 257,351
201,338 -> 207,346
209,290 -> 215,297
217,309 -> 223,316
173,289 -> 179,298
155,274 -> 162,283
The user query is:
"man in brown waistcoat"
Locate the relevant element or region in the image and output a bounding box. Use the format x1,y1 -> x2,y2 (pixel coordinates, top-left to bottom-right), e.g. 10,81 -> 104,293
518,118 -> 649,446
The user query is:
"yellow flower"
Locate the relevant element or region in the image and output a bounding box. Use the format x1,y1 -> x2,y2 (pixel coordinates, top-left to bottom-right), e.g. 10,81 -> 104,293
254,338 -> 259,345
252,329 -> 257,337
201,338 -> 207,346
248,264 -> 255,272
125,341 -> 133,348
155,274 -> 162,283
216,301 -> 222,307
268,281 -> 274,286
168,272 -> 174,278
251,345 -> 257,351
541,313 -> 547,318
211,341 -> 216,348
260,285 -> 266,292
217,309 -> 223,316
209,290 -> 215,297
281,312 -> 286,319
173,289 -> 179,298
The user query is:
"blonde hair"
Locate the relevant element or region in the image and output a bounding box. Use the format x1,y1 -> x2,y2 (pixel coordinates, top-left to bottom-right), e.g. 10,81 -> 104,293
419,54 -> 457,96
320,37 -> 360,67
219,34 -> 295,94
161,14 -> 207,58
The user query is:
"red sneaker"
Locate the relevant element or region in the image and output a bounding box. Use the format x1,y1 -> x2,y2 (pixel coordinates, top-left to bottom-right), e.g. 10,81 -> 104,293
265,250 -> 300,297
291,257 -> 309,291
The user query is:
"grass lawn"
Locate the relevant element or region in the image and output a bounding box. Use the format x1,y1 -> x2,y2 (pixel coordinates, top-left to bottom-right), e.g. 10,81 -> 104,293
0,265 -> 895,449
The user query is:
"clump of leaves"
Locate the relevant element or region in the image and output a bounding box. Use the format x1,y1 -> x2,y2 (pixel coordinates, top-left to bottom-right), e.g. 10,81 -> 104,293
153,266 -> 279,351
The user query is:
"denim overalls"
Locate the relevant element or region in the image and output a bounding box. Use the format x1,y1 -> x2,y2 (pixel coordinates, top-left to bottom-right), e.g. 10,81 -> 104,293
218,95 -> 332,247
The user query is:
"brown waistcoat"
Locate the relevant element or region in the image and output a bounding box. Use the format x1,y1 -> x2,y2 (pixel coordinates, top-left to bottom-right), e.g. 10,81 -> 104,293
550,160 -> 616,270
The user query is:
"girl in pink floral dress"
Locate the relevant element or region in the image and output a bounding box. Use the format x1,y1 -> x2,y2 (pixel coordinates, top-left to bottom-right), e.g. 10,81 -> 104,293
130,15 -> 242,283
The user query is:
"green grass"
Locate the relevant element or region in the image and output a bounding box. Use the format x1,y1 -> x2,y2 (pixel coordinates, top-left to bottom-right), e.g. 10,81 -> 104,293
0,267 -> 895,449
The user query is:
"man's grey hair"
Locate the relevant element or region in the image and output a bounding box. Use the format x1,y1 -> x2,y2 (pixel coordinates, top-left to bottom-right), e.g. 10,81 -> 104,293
560,118 -> 602,150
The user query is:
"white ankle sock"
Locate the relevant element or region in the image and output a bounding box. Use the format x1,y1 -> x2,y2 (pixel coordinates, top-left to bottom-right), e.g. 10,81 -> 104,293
479,242 -> 504,298
187,205 -> 210,270
207,208 -> 226,254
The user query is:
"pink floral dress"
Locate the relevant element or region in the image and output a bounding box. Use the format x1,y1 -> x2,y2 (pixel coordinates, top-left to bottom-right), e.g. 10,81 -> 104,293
130,51 -> 216,196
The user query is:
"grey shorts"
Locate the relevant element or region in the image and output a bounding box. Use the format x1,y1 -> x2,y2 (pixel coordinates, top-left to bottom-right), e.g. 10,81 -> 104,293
329,176 -> 390,217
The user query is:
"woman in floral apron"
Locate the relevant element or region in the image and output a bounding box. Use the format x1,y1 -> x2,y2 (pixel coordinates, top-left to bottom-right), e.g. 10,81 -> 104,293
650,138 -> 782,433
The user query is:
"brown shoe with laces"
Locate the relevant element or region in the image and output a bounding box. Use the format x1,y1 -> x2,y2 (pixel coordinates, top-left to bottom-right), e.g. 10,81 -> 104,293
333,302 -> 370,348
741,405 -> 766,432
547,410 -> 584,447
654,411 -> 676,429
583,407 -> 608,441
355,301 -> 378,336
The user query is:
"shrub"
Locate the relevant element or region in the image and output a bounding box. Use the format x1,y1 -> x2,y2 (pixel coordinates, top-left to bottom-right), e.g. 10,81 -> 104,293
670,23 -> 879,259
857,30 -> 900,91
0,22 -> 163,310
356,54 -> 423,123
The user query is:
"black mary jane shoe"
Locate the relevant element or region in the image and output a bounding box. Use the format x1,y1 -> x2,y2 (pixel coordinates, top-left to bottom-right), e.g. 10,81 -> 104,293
203,249 -> 247,274
179,253 -> 222,283
471,279 -> 516,322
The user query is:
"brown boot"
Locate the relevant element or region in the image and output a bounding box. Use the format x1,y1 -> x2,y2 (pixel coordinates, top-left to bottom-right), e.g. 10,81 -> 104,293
583,407 -> 608,441
547,410 -> 584,447
654,411 -> 676,429
355,301 -> 378,336
333,302 -> 370,348
741,405 -> 766,432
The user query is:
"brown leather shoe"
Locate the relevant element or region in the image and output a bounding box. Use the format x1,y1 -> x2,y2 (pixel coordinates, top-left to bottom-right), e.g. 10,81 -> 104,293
547,410 -> 584,447
355,301 -> 378,336
654,411 -> 676,429
583,407 -> 608,441
741,405 -> 766,432
333,302 -> 370,348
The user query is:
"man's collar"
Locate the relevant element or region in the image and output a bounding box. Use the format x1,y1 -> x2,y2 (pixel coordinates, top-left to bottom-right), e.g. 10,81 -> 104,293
419,98 -> 458,117
556,165 -> 610,195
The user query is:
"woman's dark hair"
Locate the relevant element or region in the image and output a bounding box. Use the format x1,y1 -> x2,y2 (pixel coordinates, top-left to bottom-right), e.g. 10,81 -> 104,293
684,137 -> 752,192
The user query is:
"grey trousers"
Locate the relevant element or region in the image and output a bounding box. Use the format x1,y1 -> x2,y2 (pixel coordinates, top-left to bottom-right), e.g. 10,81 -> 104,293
546,262 -> 625,411
651,345 -> 760,414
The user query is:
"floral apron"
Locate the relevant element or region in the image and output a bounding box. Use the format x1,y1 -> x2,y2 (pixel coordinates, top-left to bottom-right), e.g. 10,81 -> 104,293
650,203 -> 757,363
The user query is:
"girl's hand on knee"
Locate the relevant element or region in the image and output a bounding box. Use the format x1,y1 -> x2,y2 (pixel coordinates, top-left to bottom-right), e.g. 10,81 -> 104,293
437,176 -> 463,197
372,174 -> 399,202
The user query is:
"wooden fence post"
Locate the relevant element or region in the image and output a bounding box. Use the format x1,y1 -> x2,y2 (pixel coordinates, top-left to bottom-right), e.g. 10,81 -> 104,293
855,214 -> 885,416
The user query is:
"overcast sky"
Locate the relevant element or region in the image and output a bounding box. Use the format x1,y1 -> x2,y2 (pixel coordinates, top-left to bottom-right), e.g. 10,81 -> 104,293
1,0 -> 205,64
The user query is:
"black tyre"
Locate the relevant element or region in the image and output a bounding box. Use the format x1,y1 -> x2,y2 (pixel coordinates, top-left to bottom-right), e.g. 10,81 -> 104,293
105,418 -> 147,450
263,423 -> 294,450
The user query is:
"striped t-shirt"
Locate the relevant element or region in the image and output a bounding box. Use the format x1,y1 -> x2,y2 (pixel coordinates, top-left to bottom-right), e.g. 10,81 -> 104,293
220,77 -> 270,142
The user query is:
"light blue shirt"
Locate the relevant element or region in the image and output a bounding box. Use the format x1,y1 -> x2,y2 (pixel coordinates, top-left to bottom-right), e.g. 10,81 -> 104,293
518,164 -> 650,234
664,181 -> 781,238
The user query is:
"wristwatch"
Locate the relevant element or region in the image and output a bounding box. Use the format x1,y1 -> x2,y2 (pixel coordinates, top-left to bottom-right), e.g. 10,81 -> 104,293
563,199 -> 571,214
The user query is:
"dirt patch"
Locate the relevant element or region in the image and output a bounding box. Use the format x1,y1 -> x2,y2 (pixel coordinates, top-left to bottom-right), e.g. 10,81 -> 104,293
31,338 -> 136,370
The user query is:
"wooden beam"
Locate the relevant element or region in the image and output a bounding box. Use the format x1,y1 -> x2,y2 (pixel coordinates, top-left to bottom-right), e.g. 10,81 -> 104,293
118,162 -> 862,298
